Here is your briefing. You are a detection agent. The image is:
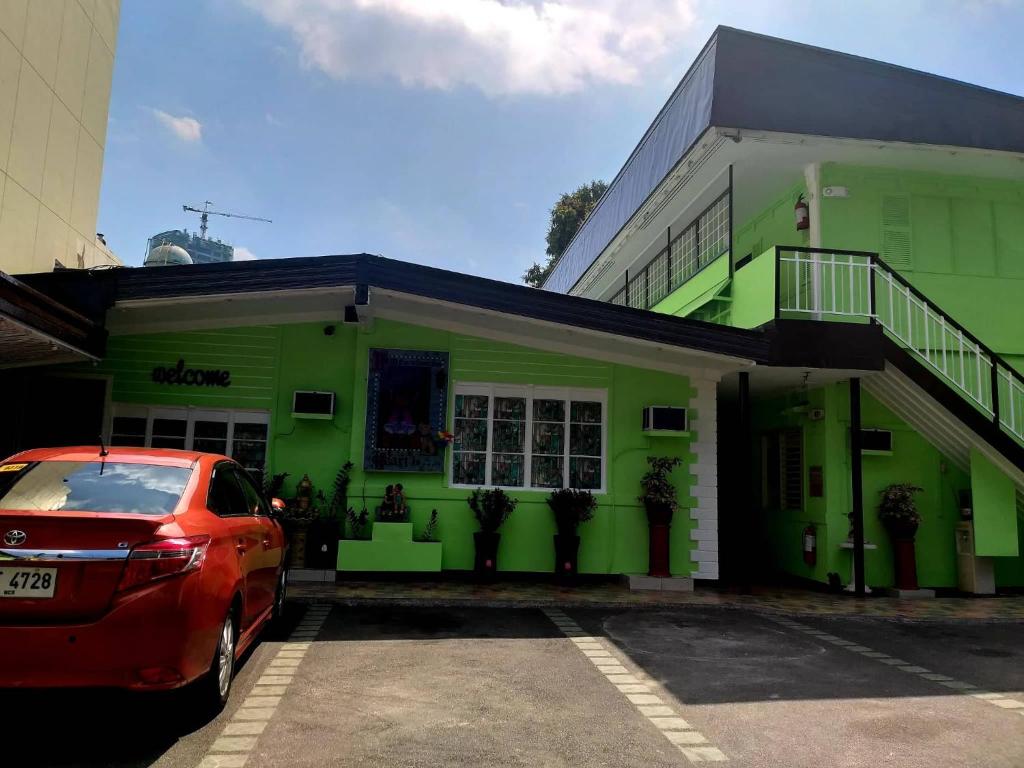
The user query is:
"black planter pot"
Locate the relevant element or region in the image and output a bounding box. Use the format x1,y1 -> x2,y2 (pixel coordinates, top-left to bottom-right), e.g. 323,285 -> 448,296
553,533 -> 581,578
306,518 -> 341,569
474,531 -> 501,578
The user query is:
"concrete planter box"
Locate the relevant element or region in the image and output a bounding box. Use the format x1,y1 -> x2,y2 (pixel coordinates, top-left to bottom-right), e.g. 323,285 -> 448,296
337,522 -> 442,572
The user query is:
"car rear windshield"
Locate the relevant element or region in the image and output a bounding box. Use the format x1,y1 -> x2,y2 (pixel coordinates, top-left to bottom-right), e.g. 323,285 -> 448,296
0,461 -> 193,515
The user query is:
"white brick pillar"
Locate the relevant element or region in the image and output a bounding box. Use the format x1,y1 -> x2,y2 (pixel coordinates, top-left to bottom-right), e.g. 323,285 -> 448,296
688,376 -> 719,580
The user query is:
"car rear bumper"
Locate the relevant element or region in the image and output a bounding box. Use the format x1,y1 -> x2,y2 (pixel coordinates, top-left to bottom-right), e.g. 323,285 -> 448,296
0,576 -> 220,690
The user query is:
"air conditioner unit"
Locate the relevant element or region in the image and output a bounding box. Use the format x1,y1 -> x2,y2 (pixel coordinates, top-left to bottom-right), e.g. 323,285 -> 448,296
860,428 -> 893,454
642,406 -> 688,434
292,390 -> 336,420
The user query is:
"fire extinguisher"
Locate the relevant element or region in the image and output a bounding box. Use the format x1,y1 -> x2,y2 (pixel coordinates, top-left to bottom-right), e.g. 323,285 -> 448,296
802,525 -> 817,566
795,194 -> 810,231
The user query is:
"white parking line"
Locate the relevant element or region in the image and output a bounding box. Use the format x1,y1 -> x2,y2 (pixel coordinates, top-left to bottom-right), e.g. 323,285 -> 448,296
196,604 -> 330,768
543,608 -> 728,763
768,616 -> 1024,715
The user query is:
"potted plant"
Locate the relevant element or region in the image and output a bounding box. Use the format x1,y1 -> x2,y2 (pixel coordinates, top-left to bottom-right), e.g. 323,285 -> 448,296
878,483 -> 923,590
307,462 -> 353,569
638,456 -> 683,578
546,488 -> 596,578
468,488 -> 517,577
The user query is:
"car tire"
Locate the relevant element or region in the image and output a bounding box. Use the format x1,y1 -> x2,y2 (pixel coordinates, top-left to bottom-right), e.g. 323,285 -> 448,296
272,570 -> 287,624
196,610 -> 236,714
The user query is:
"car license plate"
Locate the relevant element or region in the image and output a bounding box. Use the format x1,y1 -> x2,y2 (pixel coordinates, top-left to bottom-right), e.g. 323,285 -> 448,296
0,567 -> 57,598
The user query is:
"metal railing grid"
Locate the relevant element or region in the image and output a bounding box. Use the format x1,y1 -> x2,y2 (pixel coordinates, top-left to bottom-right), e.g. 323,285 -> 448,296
607,191 -> 730,310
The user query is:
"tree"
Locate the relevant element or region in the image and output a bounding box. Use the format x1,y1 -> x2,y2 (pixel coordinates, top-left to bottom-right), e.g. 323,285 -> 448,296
523,180 -> 608,288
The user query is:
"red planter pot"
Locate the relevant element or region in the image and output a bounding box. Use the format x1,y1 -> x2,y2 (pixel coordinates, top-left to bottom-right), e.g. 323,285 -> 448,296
892,536 -> 919,591
645,504 -> 673,578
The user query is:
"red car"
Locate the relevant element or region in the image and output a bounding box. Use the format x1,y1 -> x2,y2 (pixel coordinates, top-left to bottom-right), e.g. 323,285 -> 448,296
0,446 -> 287,709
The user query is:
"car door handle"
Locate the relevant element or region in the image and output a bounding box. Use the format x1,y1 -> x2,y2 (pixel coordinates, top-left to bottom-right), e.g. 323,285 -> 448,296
236,538 -> 248,554
262,536 -> 273,550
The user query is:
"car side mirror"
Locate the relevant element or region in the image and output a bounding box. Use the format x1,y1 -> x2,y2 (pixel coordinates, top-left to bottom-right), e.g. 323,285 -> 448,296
270,498 -> 286,518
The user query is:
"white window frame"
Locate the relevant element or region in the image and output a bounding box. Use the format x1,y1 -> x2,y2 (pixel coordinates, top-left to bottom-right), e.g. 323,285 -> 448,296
449,383 -> 607,493
108,404 -> 271,473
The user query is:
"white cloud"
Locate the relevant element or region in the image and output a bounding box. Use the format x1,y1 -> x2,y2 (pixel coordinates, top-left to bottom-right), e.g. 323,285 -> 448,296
241,0 -> 697,96
152,109 -> 203,142
234,246 -> 258,261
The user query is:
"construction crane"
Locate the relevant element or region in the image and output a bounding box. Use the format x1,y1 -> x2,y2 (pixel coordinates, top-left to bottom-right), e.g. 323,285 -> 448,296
182,201 -> 272,239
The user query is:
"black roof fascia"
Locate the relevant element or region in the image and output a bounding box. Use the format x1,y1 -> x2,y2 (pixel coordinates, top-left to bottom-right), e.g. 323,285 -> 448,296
711,27 -> 1024,154
19,255 -> 769,364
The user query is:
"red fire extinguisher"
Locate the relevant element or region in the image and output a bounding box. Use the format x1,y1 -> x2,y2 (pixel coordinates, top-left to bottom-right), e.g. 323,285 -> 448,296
795,194 -> 810,231
802,525 -> 817,566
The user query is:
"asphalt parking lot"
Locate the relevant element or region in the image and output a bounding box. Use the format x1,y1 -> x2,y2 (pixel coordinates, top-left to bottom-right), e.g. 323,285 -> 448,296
4,603 -> 1024,767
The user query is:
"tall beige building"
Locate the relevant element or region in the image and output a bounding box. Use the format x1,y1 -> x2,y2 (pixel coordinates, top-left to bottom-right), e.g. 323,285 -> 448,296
0,0 -> 120,275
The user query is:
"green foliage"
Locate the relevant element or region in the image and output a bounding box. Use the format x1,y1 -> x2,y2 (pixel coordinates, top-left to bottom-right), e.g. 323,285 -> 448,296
345,507 -> 370,540
328,461 -> 354,518
878,483 -> 923,533
523,180 -> 608,288
418,509 -> 440,542
546,488 -> 597,536
262,472 -> 289,500
638,456 -> 683,512
468,488 -> 517,533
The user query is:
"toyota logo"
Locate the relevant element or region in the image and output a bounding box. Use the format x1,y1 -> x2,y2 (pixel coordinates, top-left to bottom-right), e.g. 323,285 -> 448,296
3,530 -> 27,546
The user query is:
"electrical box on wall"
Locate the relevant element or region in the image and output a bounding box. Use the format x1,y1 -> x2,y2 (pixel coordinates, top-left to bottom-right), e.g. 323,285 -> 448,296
292,390 -> 336,420
642,406 -> 688,435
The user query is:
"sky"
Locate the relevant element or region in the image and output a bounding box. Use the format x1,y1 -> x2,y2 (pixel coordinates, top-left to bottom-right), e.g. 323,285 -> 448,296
99,0 -> 1024,282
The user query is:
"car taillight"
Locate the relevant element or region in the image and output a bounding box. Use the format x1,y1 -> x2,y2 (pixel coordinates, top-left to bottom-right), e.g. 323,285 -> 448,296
117,535 -> 211,592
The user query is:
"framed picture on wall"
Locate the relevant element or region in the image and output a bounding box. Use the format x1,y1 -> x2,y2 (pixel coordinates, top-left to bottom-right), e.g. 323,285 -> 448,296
364,349 -> 449,472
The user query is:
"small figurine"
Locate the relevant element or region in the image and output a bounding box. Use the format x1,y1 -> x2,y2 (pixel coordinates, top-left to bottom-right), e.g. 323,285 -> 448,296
296,473 -> 313,511
393,483 -> 406,515
382,484 -> 396,515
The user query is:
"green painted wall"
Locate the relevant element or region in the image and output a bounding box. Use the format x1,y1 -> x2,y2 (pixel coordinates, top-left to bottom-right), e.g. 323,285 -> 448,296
753,383 -> 974,589
820,164 -> 1024,365
91,319 -> 698,577
970,449 -> 1019,557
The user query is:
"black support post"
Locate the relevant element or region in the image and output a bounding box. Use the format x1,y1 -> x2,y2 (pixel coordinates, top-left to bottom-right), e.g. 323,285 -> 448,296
737,371 -> 752,588
849,377 -> 866,597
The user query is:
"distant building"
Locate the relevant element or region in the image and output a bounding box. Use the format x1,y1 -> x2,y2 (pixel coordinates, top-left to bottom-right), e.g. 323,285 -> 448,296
0,1 -> 122,274
146,229 -> 234,264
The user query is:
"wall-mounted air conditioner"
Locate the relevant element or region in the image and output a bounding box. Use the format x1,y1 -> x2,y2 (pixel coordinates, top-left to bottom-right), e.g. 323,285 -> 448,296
860,428 -> 893,455
642,406 -> 688,434
292,390 -> 336,420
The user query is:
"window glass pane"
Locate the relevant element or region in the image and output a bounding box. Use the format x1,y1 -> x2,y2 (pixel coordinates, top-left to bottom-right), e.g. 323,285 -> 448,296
193,420 -> 228,455
570,401 -> 602,424
493,397 -> 525,420
570,423 -> 602,457
232,423 -> 268,473
111,416 -> 146,447
532,422 -> 564,456
455,394 -> 489,419
491,454 -> 525,487
570,457 -> 602,490
531,455 -> 563,488
453,452 -> 486,486
208,467 -> 249,517
0,462 -> 192,515
533,399 -> 565,422
454,417 -> 488,452
151,417 -> 187,450
492,420 -> 524,453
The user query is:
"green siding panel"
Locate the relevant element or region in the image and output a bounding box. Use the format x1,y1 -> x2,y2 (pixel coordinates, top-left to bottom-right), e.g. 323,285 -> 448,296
970,449 -> 1018,557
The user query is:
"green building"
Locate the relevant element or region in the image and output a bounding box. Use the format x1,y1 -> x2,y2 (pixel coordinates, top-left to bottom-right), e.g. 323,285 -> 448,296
1,28 -> 1021,593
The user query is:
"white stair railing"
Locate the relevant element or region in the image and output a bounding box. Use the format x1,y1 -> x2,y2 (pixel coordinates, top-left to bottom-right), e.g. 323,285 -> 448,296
777,247 -> 1023,446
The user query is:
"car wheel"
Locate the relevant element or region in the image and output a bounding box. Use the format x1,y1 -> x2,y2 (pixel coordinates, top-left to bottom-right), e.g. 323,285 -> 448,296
272,570 -> 287,624
196,610 -> 236,713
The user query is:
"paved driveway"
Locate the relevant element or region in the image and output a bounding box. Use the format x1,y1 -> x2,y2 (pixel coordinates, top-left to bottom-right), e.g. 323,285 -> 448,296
4,603 -> 1024,767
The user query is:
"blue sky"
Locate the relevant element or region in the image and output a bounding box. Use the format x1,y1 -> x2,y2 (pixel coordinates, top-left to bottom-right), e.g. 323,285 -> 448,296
100,0 -> 1024,281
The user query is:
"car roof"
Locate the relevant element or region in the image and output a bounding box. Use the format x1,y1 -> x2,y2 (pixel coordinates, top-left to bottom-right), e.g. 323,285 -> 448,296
4,446 -> 225,469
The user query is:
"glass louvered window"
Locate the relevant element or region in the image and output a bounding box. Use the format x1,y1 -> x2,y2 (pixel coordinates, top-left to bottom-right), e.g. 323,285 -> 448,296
451,385 -> 606,491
